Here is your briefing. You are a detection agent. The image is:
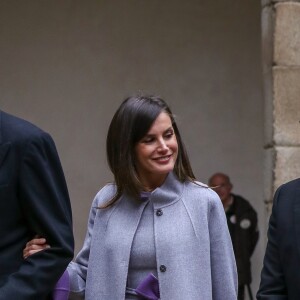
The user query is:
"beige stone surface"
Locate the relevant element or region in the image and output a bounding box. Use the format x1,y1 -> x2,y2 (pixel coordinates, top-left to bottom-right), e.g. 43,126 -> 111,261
273,66 -> 300,145
263,69 -> 274,146
274,3 -> 300,65
262,6 -> 275,74
271,0 -> 300,4
264,148 -> 275,202
273,0 -> 300,2
261,0 -> 272,6
274,146 -> 300,191
262,6 -> 275,146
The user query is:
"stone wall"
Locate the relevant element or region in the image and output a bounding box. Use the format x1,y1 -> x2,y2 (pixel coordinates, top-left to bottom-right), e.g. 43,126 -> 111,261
262,0 -> 300,212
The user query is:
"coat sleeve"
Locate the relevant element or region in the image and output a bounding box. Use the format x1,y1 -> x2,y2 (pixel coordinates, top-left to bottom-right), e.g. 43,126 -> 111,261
257,186 -> 288,299
0,132 -> 74,299
208,191 -> 238,300
67,194 -> 99,300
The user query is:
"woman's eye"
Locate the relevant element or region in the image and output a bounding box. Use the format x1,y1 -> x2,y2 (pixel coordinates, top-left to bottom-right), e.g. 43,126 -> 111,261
164,131 -> 174,139
143,137 -> 154,143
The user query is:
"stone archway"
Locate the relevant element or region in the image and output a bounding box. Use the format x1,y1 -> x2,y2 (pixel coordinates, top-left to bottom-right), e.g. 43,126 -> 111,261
262,0 -> 300,213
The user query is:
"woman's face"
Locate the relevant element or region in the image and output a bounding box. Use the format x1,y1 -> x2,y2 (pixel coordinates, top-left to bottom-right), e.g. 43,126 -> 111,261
135,111 -> 178,190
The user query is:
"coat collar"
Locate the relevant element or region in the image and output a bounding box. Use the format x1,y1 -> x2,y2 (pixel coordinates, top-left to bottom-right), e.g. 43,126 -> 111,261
86,172 -> 186,299
149,172 -> 185,208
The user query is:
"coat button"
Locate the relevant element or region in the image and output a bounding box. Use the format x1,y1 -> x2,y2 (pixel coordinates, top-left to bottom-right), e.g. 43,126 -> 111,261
156,209 -> 163,216
160,265 -> 167,272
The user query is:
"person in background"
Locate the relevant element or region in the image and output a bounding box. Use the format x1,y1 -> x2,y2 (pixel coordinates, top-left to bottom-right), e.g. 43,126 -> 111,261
0,110 -> 74,299
257,178 -> 300,299
209,172 -> 259,300
24,95 -> 237,300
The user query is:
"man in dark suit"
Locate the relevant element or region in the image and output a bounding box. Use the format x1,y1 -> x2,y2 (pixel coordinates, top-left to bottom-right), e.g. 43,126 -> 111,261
257,178 -> 300,299
0,110 -> 74,299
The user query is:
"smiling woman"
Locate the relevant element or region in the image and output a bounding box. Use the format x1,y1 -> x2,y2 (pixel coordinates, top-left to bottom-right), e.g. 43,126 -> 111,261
24,94 -> 238,300
104,95 -> 194,208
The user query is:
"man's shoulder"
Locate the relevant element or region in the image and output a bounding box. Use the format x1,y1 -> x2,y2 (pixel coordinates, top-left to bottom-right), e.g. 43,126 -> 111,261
233,194 -> 250,204
233,194 -> 256,213
1,110 -> 43,132
1,110 -> 49,143
281,178 -> 300,190
274,178 -> 300,204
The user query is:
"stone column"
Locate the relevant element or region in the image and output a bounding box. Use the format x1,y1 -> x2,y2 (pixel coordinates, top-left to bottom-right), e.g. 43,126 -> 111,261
262,0 -> 300,214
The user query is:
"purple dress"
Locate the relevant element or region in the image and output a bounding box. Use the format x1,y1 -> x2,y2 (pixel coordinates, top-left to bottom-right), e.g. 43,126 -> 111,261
53,270 -> 70,300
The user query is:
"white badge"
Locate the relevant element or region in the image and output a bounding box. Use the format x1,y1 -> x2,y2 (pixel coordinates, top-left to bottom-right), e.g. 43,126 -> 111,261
240,219 -> 251,229
229,215 -> 236,224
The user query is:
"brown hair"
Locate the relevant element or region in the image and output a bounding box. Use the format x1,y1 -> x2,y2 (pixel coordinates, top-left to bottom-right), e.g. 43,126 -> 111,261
103,94 -> 195,208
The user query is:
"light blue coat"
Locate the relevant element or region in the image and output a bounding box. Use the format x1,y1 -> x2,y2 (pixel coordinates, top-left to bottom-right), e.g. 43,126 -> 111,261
68,172 -> 237,300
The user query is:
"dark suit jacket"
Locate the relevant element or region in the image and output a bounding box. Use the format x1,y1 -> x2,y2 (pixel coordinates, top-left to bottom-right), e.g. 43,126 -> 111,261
0,111 -> 74,299
257,178 -> 300,300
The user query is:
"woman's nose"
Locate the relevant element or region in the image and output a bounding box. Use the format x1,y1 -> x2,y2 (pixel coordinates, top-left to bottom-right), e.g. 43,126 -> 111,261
157,139 -> 168,151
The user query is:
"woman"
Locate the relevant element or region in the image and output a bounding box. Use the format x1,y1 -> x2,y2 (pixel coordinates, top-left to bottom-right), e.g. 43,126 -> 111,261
24,95 -> 237,299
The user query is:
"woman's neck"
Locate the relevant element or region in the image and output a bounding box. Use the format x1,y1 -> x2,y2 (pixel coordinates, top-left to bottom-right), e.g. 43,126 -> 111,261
140,173 -> 169,192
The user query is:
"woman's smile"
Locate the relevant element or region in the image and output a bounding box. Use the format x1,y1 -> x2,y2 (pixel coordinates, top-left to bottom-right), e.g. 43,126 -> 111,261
152,154 -> 173,163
